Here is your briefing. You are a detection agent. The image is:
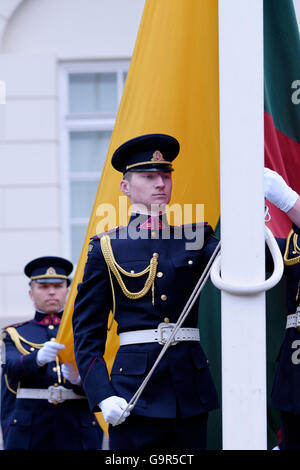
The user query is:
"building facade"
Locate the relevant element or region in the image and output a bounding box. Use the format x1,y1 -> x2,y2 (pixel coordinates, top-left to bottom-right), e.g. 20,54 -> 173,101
0,0 -> 145,327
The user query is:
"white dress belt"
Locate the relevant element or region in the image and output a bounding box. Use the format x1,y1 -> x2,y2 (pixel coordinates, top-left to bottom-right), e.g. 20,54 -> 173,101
119,322 -> 200,347
16,385 -> 87,404
286,308 -> 300,329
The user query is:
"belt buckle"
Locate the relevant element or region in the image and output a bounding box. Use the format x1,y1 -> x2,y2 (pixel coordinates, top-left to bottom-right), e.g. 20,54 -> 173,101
157,322 -> 178,346
296,310 -> 300,331
48,385 -> 65,404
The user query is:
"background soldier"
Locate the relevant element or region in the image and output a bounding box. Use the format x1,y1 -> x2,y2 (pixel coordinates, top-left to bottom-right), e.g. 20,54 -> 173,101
1,256 -> 103,450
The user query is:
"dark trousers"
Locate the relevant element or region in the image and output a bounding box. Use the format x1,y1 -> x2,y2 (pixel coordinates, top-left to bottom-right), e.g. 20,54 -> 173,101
109,412 -> 208,450
280,411 -> 300,450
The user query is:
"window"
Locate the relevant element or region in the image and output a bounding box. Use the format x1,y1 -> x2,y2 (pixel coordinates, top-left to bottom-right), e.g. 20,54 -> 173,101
59,61 -> 129,266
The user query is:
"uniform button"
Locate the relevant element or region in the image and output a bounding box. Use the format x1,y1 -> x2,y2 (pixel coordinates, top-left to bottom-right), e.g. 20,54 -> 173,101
30,347 -> 35,352
92,421 -> 97,426
119,368 -> 123,372
157,272 -> 163,278
54,383 -> 59,387
161,294 -> 167,301
152,253 -> 159,258
48,325 -> 55,330
130,270 -> 135,274
50,337 -> 57,342
13,419 -> 17,424
151,231 -> 157,238
188,260 -> 193,265
164,317 -> 170,323
52,367 -> 57,372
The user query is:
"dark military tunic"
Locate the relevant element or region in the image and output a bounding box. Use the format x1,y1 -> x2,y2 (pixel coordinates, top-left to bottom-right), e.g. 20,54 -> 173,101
266,225 -> 300,449
73,213 -> 219,449
1,310 -> 103,450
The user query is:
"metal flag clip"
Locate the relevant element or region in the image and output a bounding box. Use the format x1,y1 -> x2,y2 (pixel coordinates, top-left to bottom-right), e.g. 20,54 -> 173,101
264,205 -> 271,223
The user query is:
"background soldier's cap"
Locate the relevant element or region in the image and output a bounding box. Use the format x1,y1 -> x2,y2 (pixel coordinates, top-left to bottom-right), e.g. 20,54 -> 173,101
24,256 -> 73,286
111,133 -> 180,174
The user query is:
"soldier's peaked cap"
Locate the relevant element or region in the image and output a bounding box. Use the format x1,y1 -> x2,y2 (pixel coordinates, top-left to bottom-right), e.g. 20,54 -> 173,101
24,256 -> 73,286
111,133 -> 180,174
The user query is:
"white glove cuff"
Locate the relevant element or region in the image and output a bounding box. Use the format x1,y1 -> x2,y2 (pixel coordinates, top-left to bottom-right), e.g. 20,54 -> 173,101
279,189 -> 299,213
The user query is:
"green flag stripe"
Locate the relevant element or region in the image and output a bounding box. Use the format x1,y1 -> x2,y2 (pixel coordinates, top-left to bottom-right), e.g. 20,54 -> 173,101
264,0 -> 300,143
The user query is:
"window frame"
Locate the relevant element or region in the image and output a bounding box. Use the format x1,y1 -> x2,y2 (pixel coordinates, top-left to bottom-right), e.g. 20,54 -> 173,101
59,60 -> 129,264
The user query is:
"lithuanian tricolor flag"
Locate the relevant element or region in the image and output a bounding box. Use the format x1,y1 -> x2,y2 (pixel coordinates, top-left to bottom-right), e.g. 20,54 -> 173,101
56,0 -> 300,448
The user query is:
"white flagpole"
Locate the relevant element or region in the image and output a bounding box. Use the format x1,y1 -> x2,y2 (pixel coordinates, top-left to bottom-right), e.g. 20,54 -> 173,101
218,0 -> 266,449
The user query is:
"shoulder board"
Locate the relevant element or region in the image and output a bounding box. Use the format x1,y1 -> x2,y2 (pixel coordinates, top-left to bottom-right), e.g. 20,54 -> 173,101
2,320 -> 30,330
90,226 -> 125,240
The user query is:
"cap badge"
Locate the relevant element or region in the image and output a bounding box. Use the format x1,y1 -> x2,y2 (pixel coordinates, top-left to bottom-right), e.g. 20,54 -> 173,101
46,267 -> 56,276
152,150 -> 165,162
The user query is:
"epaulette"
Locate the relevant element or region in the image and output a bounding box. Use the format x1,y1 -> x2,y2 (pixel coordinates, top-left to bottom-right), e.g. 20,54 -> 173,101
90,226 -> 125,241
284,228 -> 300,266
2,320 -> 30,330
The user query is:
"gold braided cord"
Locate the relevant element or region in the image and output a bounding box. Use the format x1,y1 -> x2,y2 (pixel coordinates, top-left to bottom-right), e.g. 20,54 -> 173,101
106,267 -> 116,331
55,356 -> 62,384
100,235 -> 158,331
100,235 -> 158,300
284,230 -> 300,266
293,233 -> 300,254
31,274 -> 68,280
5,327 -> 44,355
4,374 -> 20,396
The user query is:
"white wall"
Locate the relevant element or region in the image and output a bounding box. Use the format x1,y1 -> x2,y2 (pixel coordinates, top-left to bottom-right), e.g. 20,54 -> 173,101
0,0 -> 145,325
1,0 -> 144,58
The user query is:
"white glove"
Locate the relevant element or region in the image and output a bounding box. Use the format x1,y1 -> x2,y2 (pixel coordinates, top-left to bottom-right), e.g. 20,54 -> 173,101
264,167 -> 299,212
61,362 -> 81,385
99,395 -> 132,426
36,341 -> 65,366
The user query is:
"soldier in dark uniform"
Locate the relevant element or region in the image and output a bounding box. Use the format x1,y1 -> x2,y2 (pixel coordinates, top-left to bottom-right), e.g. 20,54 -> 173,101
1,256 -> 103,450
72,134 -> 219,450
264,168 -> 300,450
